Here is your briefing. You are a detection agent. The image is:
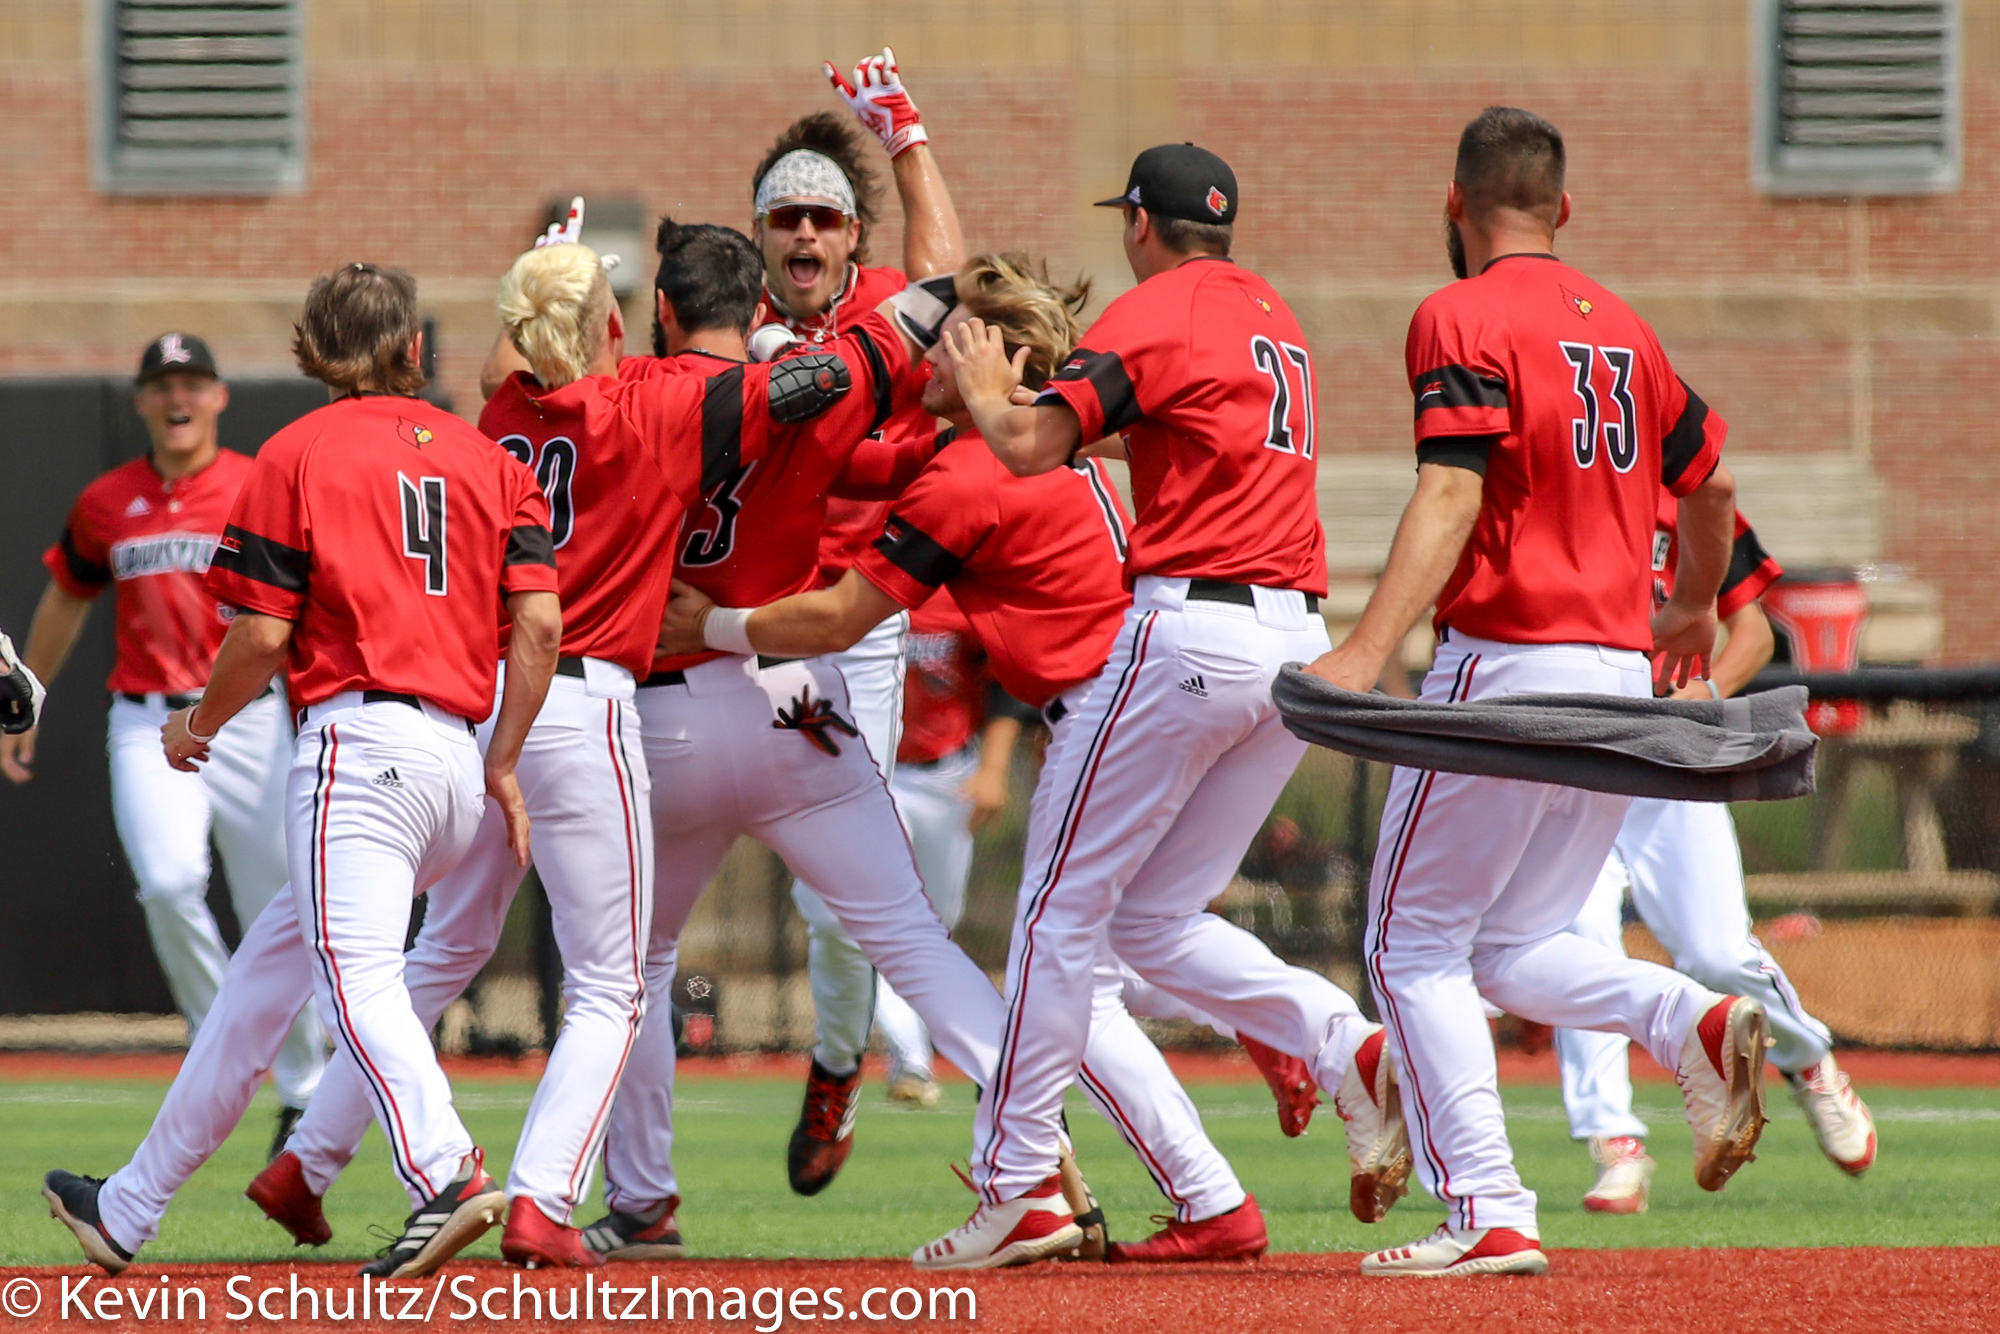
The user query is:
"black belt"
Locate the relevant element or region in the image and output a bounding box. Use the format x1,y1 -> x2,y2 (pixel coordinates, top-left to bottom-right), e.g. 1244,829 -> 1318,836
297,690 -> 474,735
555,656 -> 588,679
121,691 -> 202,710
1186,578 -> 1319,614
639,655 -> 801,689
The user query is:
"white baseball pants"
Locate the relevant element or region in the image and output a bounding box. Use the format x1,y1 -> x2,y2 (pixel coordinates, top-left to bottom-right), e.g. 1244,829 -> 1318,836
284,665 -> 653,1224
1556,797 -> 1834,1140
974,578 -> 1373,1205
1366,633 -> 1722,1232
290,694 -> 487,1206
791,612 -> 907,1075
610,653 -> 1245,1222
94,694 -> 484,1245
107,691 -> 324,1109
874,740 -> 980,1082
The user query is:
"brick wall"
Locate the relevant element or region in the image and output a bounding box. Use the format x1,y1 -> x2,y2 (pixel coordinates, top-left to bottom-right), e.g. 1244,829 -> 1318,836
4,0 -> 1998,657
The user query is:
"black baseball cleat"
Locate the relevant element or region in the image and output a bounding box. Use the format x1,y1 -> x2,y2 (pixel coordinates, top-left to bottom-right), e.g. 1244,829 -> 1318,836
43,1170 -> 135,1275
787,1059 -> 862,1196
269,1105 -> 305,1164
579,1196 -> 686,1261
357,1149 -> 506,1279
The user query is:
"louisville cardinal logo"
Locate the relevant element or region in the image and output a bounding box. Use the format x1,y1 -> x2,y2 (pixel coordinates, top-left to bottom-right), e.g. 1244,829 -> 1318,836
1205,185 -> 1228,216
397,417 -> 434,447
1562,286 -> 1593,319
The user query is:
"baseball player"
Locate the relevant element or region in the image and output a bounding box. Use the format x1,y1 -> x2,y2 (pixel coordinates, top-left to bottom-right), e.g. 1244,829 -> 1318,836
1559,495 -> 1876,1214
1304,108 -> 1765,1277
858,151 -> 1400,1268
747,50 -> 969,1163
664,248 -> 1290,1264
247,235 -> 776,1270
869,588 -> 1033,1107
1,334 -> 324,1152
43,264 -> 562,1280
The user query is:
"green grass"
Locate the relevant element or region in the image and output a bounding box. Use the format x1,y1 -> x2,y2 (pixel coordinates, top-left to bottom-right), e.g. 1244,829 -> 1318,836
4,1075 -> 1996,1267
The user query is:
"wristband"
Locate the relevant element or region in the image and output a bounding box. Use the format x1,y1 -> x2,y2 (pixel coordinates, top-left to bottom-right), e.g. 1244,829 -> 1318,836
881,122 -> 930,159
1704,679 -> 1723,701
184,708 -> 219,745
702,606 -> 757,656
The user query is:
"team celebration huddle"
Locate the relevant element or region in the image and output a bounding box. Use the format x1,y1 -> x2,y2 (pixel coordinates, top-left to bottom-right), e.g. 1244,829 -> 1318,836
10,50 -> 1880,1283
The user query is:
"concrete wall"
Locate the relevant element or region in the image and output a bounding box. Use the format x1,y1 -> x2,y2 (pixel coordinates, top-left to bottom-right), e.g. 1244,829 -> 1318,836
3,1 -> 1997,655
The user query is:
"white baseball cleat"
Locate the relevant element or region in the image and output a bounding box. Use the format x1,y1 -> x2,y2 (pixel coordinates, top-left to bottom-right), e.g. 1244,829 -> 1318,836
1335,1025 -> 1412,1223
1675,995 -> 1770,1192
912,1172 -> 1081,1271
1582,1135 -> 1654,1214
1361,1224 -> 1549,1278
1788,1053 -> 1877,1175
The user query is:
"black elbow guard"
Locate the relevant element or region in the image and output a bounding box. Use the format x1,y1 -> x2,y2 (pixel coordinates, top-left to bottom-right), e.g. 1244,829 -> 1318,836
888,273 -> 960,350
767,353 -> 851,425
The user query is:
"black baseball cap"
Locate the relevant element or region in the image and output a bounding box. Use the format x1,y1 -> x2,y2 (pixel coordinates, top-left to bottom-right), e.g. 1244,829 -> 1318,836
135,332 -> 219,385
1094,143 -> 1239,225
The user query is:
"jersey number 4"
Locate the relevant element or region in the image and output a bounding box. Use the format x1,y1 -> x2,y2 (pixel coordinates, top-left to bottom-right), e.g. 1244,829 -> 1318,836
399,473 -> 448,597
496,435 -> 578,549
1559,342 -> 1638,473
1250,335 -> 1316,459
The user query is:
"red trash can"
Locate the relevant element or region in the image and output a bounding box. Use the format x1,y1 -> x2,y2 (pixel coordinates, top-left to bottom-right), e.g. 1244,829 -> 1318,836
1761,569 -> 1867,735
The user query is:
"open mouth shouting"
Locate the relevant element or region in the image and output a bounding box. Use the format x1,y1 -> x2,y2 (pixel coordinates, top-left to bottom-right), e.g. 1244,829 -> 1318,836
785,253 -> 824,291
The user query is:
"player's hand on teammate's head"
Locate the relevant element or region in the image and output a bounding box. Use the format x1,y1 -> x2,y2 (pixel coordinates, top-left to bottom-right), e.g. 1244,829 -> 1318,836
658,579 -> 717,658
1650,599 -> 1717,693
825,47 -> 929,158
0,728 -> 34,784
485,766 -> 532,867
160,707 -> 211,773
943,317 -> 1029,409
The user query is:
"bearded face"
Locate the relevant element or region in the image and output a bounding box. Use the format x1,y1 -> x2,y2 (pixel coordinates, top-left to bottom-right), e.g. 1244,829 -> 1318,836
1445,215 -> 1469,280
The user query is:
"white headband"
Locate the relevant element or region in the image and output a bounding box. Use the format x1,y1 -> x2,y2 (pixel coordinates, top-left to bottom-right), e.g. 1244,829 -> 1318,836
755,150 -> 857,217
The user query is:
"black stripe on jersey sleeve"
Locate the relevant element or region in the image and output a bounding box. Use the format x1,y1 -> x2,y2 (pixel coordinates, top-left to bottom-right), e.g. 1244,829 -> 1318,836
854,331 -> 895,434
506,524 -> 557,569
1661,379 -> 1711,489
1416,433 -> 1499,476
1721,524 -> 1776,602
1411,365 -> 1509,418
1049,348 -> 1142,434
58,529 -> 111,588
934,424 -> 960,451
873,513 -> 964,588
700,366 -> 746,495
212,524 -> 309,593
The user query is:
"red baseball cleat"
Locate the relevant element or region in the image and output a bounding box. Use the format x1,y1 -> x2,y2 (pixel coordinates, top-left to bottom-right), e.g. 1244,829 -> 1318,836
912,1172 -> 1080,1270
246,1151 -> 332,1247
1240,1035 -> 1321,1137
788,1059 -> 862,1196
501,1195 -> 603,1269
1108,1194 -> 1268,1263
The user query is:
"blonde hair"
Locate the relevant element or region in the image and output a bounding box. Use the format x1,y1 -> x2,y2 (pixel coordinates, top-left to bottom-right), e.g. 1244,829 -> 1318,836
496,244 -> 614,389
954,252 -> 1091,390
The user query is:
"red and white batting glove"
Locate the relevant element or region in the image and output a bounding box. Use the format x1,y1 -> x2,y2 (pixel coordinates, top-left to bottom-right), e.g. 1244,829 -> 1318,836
825,47 -> 929,158
537,196 -> 584,248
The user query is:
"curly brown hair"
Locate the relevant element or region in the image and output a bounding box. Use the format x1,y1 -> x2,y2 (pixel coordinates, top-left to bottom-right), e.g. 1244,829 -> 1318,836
751,112 -> 882,264
956,253 -> 1092,391
292,263 -> 426,396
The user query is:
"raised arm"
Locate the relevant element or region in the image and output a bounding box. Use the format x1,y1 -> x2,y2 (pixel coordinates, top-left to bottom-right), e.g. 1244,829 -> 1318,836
1305,462 -> 1485,692
826,48 -> 962,280
942,318 -> 1083,476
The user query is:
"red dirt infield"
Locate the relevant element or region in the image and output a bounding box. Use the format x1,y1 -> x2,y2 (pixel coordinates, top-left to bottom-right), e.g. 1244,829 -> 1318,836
1,1250 -> 1992,1333
4,1046 -> 1996,1087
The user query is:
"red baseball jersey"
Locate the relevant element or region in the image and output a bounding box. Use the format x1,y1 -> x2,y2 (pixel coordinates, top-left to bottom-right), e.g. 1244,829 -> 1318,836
1409,253 -> 1726,651
1651,492 -> 1780,620
205,397 -> 558,720
899,588 -> 987,765
761,260 -> 940,586
653,312 -> 918,676
44,451 -> 255,695
854,428 -> 1132,709
1041,257 -> 1327,596
478,368 -> 734,678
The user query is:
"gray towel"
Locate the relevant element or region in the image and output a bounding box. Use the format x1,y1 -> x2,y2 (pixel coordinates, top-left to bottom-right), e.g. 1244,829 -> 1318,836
1272,666 -> 1817,802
